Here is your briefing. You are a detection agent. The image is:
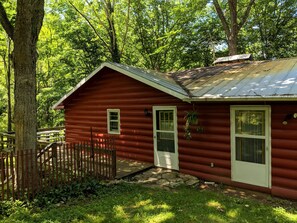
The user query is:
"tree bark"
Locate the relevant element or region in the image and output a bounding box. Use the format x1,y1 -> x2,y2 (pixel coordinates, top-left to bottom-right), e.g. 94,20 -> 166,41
13,0 -> 44,190
228,33 -> 238,55
14,1 -> 37,152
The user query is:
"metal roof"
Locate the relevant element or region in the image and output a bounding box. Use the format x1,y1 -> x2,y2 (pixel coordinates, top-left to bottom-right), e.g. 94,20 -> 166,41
111,63 -> 187,96
53,57 -> 297,109
172,57 -> 297,101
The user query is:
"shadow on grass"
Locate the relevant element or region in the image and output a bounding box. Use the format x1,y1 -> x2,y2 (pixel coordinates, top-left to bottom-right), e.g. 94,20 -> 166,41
2,183 -> 297,223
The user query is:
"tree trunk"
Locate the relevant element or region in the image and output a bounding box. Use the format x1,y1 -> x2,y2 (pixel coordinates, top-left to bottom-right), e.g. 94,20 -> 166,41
14,1 -> 37,152
0,0 -> 44,194
228,34 -> 238,55
213,0 -> 255,56
13,0 -> 44,191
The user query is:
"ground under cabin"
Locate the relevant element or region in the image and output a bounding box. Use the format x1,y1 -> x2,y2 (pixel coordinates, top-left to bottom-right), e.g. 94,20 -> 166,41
53,56 -> 297,200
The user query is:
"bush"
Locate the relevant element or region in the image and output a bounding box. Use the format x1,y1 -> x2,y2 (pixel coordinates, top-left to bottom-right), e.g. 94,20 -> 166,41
0,200 -> 26,219
33,178 -> 103,208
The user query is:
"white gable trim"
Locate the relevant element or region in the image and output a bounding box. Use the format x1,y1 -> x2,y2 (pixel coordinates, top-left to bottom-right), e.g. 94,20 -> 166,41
52,62 -> 188,109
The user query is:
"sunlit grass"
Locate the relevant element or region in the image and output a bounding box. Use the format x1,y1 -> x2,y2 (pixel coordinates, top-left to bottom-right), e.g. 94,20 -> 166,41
226,209 -> 239,218
274,207 -> 297,222
1,183 -> 297,223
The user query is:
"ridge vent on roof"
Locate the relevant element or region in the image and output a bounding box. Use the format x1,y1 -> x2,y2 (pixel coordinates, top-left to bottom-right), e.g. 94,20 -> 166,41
214,54 -> 253,65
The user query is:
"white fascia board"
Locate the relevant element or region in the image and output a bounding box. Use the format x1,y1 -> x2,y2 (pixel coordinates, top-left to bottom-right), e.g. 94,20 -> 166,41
106,63 -> 188,100
188,96 -> 297,102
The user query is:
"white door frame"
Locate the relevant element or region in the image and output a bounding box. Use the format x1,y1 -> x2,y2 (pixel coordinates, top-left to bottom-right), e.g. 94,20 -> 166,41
230,105 -> 271,188
153,106 -> 179,170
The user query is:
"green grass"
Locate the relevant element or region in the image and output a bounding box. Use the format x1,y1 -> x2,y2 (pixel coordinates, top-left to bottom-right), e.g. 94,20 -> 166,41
1,183 -> 297,223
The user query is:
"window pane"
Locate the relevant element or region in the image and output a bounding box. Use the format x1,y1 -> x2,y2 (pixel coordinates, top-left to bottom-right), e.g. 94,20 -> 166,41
159,111 -> 174,131
110,112 -> 118,121
236,137 -> 265,164
109,121 -> 119,131
157,132 -> 174,153
235,110 -> 265,136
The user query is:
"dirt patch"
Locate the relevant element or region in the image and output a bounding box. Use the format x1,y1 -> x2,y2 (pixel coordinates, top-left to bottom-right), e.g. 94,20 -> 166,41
125,167 -> 297,211
198,181 -> 297,210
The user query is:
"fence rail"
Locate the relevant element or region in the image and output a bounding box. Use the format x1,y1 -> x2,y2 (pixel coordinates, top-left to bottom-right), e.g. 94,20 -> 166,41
0,127 -> 65,152
0,138 -> 116,201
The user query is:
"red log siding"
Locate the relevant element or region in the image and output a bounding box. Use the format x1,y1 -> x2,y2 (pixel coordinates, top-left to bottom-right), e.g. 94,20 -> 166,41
271,105 -> 297,199
64,68 -> 297,199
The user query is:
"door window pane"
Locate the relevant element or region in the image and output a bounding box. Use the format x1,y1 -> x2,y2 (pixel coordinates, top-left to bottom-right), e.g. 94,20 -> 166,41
235,111 -> 265,136
236,137 -> 265,164
158,111 -> 174,131
156,110 -> 175,153
157,132 -> 175,153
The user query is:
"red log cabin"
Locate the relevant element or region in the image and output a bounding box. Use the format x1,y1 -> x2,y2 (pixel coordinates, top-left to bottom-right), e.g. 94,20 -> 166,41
53,55 -> 297,200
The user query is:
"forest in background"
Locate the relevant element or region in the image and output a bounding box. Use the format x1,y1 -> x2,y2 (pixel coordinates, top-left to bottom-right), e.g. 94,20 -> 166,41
0,0 -> 296,131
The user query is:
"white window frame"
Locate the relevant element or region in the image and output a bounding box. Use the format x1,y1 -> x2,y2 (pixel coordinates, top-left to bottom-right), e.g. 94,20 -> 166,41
107,109 -> 120,134
230,105 -> 271,188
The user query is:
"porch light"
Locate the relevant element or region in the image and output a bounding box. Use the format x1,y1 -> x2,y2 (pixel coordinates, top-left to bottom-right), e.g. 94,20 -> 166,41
144,108 -> 152,116
282,113 -> 297,125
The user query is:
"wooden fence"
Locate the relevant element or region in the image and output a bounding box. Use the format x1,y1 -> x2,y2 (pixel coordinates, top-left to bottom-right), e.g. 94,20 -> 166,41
0,138 -> 116,201
0,127 -> 65,150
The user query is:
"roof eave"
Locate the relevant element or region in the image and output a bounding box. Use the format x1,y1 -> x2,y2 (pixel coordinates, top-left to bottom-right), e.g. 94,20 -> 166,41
188,96 -> 297,102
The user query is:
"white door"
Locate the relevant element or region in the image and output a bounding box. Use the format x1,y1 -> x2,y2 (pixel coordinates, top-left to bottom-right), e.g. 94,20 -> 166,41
231,106 -> 270,187
153,106 -> 179,170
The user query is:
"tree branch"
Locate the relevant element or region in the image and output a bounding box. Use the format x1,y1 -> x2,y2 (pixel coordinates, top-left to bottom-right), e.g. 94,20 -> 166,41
68,1 -> 111,53
238,0 -> 255,30
0,3 -> 14,40
228,0 -> 238,34
85,0 -> 109,31
213,0 -> 231,37
120,0 -> 131,56
31,0 -> 45,45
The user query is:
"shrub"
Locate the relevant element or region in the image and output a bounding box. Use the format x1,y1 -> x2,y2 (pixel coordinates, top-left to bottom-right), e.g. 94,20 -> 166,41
33,178 -> 103,208
0,200 -> 26,219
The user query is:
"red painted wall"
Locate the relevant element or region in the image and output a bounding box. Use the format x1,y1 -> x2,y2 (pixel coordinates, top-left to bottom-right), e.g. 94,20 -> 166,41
63,68 -> 297,200
271,105 -> 297,199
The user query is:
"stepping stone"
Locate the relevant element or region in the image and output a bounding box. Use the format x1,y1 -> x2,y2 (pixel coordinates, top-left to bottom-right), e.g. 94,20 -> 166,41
162,172 -> 178,180
178,173 -> 198,181
156,179 -> 170,186
145,177 -> 159,183
169,182 -> 184,188
185,179 -> 200,186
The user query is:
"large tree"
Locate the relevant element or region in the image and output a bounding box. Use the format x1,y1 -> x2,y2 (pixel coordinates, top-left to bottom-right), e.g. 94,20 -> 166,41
0,1 -> 44,153
213,0 -> 255,55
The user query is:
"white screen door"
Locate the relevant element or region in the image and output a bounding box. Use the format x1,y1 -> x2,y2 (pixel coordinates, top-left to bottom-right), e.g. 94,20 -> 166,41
231,106 -> 270,187
153,106 -> 178,170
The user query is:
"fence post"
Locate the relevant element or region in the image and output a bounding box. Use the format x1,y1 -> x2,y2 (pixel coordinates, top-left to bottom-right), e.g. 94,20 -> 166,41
0,134 -> 3,150
112,148 -> 116,179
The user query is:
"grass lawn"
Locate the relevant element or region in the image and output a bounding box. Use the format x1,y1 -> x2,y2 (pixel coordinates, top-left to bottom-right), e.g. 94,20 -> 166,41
1,183 -> 297,223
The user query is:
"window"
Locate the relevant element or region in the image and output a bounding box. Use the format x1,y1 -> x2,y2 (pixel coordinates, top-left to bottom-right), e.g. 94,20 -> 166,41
233,109 -> 267,164
107,109 -> 120,134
